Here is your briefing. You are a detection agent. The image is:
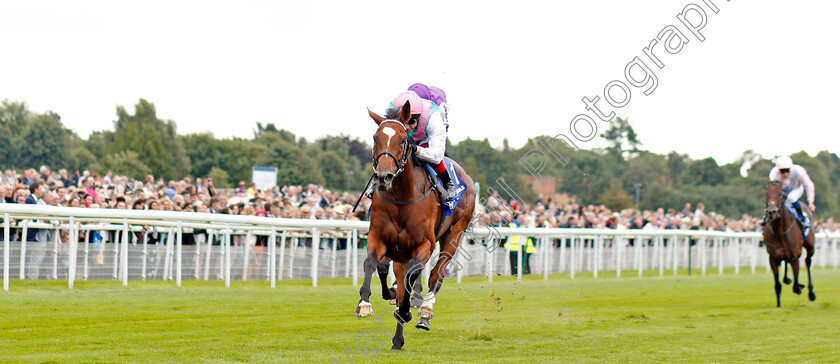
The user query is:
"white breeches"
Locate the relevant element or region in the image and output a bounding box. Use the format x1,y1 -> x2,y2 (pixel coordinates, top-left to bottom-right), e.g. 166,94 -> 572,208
786,185 -> 804,205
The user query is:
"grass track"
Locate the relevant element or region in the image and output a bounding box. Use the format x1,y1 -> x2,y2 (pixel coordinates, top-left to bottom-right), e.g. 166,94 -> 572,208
2,268 -> 839,363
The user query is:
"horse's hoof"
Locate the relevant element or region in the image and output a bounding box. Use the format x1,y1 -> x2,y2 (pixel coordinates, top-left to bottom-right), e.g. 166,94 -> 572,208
391,337 -> 404,351
809,292 -> 816,301
355,302 -> 374,318
389,299 -> 396,305
783,278 -> 792,285
416,318 -> 431,331
793,284 -> 804,295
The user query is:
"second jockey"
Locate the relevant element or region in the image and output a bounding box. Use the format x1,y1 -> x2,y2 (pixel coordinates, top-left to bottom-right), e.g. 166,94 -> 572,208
767,155 -> 816,228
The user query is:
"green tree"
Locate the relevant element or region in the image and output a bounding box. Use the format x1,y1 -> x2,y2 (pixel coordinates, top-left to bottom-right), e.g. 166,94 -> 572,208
600,183 -> 633,210
450,137 -> 532,202
65,145 -> 97,172
318,151 -> 349,190
84,131 -> 109,160
15,113 -> 70,168
0,99 -> 31,137
261,139 -> 324,186
182,133 -> 267,183
681,157 -> 725,186
107,99 -> 190,181
254,122 -> 296,146
556,150 -> 614,205
667,151 -> 688,186
103,150 -> 152,179
600,116 -> 641,158
207,167 -> 232,188
619,151 -> 668,197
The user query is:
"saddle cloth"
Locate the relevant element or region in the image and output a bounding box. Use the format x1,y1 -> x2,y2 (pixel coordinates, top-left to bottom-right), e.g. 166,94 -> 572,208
784,204 -> 810,240
422,157 -> 467,216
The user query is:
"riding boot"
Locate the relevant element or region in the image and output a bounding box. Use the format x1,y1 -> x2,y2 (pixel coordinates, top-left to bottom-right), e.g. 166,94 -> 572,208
436,171 -> 456,201
795,205 -> 809,229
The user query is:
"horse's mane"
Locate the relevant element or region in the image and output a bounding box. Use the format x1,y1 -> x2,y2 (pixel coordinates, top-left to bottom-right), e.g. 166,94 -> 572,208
385,108 -> 400,119
384,107 -> 421,126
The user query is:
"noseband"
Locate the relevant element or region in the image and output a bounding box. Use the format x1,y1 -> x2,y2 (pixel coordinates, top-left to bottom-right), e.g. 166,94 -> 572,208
765,182 -> 787,217
372,120 -> 415,178
765,181 -> 794,236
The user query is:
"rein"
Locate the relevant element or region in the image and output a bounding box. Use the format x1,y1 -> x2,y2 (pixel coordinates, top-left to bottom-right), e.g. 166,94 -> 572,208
376,184 -> 434,206
765,183 -> 796,237
368,119 -> 433,206
765,208 -> 797,237
372,121 -> 413,178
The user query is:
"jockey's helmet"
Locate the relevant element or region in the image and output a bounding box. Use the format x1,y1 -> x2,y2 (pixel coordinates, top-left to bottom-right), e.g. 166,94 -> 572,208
775,156 -> 793,170
393,91 -> 424,116
408,83 -> 431,100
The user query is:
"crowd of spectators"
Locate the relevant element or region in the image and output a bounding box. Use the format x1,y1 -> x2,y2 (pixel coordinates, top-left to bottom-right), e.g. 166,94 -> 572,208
3,165 -> 840,234
1,166 -> 368,222
476,192 -> 840,233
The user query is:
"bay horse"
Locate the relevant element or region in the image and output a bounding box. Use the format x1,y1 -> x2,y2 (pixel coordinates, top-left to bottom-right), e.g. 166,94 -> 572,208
763,179 -> 816,307
354,101 -> 476,350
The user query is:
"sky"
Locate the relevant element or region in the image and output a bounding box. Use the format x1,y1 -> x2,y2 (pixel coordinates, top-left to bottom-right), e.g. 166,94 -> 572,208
2,0 -> 838,165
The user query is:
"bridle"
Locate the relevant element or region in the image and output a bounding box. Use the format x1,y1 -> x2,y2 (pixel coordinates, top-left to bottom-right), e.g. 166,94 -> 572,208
369,119 -> 434,206
765,182 -> 784,217
765,181 -> 795,237
372,120 -> 414,179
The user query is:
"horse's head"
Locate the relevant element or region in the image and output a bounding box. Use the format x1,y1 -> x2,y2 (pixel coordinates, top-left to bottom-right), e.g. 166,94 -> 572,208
765,179 -> 785,221
368,101 -> 414,191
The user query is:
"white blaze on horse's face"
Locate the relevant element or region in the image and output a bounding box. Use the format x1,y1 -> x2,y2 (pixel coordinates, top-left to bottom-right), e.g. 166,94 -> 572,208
383,127 -> 396,149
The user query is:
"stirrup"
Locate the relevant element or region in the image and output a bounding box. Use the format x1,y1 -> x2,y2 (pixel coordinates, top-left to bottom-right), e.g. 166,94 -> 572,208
437,181 -> 456,201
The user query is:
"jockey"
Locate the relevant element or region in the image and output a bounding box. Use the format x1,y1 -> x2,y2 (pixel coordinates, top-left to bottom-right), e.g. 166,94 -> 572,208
767,155 -> 816,228
379,88 -> 456,201
408,83 -> 449,133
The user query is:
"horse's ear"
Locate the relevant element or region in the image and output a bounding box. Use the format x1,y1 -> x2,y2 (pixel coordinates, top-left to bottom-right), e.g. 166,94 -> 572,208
398,100 -> 412,123
368,108 -> 386,125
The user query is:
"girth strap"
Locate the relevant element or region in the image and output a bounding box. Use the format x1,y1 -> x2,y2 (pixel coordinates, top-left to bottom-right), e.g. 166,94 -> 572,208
375,186 -> 435,206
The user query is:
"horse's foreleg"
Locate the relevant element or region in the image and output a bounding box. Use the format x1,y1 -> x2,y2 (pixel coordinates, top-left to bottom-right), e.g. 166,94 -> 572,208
770,257 -> 782,308
791,258 -> 804,295
356,252 -> 379,318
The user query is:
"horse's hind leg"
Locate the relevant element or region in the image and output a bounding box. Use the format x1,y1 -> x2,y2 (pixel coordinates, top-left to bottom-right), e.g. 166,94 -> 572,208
805,239 -> 816,301
770,257 -> 782,308
377,258 -> 395,301
420,219 -> 470,330
791,258 -> 804,295
783,262 -> 792,285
